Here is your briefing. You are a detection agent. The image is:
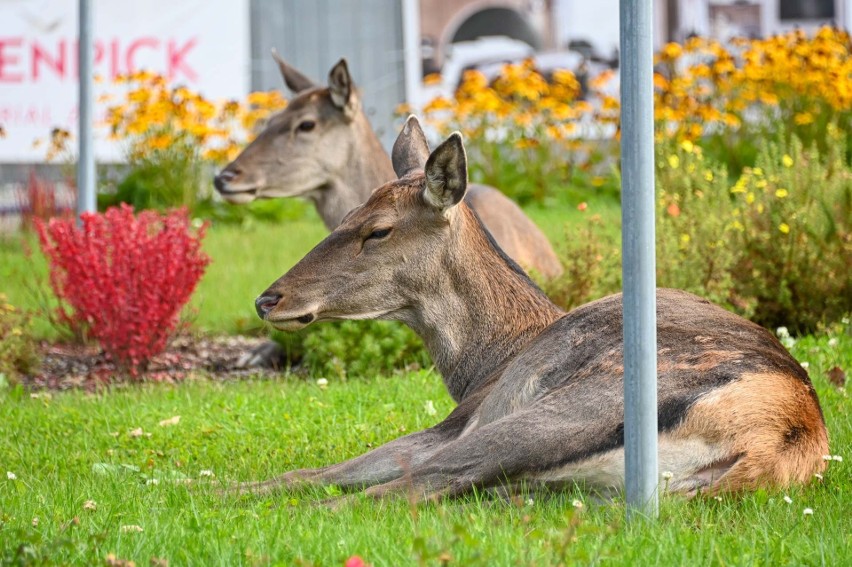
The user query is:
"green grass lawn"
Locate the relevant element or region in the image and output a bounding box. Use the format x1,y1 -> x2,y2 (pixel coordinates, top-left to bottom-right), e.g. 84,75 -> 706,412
1,196 -> 849,565
0,334 -> 849,565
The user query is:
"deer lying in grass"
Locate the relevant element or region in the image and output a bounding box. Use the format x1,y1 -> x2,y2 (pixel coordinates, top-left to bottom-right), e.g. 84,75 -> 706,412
214,53 -> 562,279
240,116 -> 828,500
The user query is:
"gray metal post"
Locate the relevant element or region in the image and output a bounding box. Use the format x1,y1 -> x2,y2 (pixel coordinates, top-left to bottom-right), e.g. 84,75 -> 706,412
77,0 -> 96,219
619,0 -> 658,518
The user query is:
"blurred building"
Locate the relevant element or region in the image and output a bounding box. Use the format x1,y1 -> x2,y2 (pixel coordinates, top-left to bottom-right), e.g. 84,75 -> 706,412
557,0 -> 852,63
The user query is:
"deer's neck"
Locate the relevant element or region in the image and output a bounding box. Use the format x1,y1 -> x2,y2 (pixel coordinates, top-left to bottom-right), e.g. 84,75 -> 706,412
312,116 -> 396,229
400,207 -> 564,402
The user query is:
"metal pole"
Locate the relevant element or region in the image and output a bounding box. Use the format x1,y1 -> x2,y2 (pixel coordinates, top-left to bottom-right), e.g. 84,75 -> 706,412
620,0 -> 658,518
77,0 -> 96,219
401,0 -> 423,110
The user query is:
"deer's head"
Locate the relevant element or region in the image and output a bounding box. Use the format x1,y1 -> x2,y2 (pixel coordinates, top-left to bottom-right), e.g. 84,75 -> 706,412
214,53 -> 362,203
255,116 -> 470,331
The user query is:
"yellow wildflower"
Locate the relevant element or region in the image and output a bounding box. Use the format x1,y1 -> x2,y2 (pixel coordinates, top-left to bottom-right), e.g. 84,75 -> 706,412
779,223 -> 791,234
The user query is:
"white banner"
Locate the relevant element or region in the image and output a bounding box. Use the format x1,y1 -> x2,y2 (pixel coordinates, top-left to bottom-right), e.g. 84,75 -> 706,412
0,0 -> 250,162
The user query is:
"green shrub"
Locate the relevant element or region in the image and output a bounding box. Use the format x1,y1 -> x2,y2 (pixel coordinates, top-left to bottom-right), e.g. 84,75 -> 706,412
657,131 -> 852,332
0,294 -> 38,384
546,131 -> 851,334
541,208 -> 621,311
272,321 -> 430,380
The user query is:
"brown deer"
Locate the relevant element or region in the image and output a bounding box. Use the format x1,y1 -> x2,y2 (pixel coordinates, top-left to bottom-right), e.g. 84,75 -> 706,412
237,116 -> 828,500
214,53 -> 562,279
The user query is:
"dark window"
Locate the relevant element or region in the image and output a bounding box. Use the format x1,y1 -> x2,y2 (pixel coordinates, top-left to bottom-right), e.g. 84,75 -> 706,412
779,0 -> 835,20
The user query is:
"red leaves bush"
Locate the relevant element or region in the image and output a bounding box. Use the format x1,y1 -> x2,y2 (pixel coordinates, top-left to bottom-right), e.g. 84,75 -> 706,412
36,204 -> 210,374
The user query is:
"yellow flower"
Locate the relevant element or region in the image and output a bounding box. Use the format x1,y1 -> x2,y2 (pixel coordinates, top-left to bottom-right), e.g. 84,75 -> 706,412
668,155 -> 680,169
782,154 -> 794,167
746,192 -> 755,204
680,140 -> 694,153
794,112 -> 814,125
779,223 -> 790,234
704,170 -> 714,182
775,188 -> 789,198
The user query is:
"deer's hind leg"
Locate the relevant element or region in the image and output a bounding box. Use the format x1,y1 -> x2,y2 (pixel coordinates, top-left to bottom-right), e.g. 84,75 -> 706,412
362,390 -> 628,500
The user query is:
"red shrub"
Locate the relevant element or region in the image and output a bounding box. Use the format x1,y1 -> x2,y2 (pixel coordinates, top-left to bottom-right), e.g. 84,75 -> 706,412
36,204 -> 210,374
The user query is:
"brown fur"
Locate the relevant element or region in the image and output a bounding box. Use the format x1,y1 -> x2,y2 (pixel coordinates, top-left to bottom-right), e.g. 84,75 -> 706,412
674,372 -> 829,491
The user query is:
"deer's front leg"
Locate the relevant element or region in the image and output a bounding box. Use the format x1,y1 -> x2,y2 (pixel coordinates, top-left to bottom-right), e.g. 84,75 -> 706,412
229,421 -> 462,496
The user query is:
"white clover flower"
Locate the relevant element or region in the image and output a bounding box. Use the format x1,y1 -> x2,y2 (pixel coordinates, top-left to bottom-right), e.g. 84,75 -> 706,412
120,524 -> 144,533
146,478 -> 160,486
814,473 -> 823,480
83,500 -> 97,511
6,471 -> 16,480
783,495 -> 792,504
714,496 -> 723,502
316,378 -> 329,389
424,400 -> 437,416
199,469 -> 214,477
525,498 -> 534,506
572,499 -> 584,509
31,517 -> 39,527
800,362 -> 809,370
822,455 -> 832,461
832,455 -> 843,462
827,338 -> 838,347
776,326 -> 790,338
802,508 -> 814,516
661,471 -> 674,480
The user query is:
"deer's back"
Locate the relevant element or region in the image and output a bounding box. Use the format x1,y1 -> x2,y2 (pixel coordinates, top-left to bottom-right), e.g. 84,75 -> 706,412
464,185 -> 563,279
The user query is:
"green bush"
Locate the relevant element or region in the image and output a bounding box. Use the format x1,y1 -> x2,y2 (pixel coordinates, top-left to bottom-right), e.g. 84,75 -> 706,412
272,321 -> 430,380
546,131 -> 851,334
0,294 -> 38,384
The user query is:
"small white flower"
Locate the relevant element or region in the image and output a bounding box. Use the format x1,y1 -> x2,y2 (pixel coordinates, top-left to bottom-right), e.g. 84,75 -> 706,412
783,495 -> 792,504
83,500 -> 97,511
146,478 -> 160,486
822,455 -> 832,461
31,517 -> 39,527
714,496 -> 723,502
199,469 -> 214,477
827,338 -> 838,347
316,378 -> 329,389
661,470 -> 674,480
781,337 -> 796,349
814,473 -> 823,480
832,455 -> 843,462
800,362 -> 809,369
776,326 -> 790,338
120,524 -> 144,533
423,400 -> 437,416
525,498 -> 534,506
802,508 -> 814,516
6,471 -> 16,480
572,499 -> 584,509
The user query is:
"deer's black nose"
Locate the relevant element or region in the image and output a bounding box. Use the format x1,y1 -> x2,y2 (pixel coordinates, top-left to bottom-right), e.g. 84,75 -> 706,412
214,168 -> 239,192
255,294 -> 282,318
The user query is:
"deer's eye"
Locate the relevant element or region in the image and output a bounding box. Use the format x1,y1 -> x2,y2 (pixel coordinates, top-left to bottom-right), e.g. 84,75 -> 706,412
297,120 -> 316,133
366,227 -> 391,240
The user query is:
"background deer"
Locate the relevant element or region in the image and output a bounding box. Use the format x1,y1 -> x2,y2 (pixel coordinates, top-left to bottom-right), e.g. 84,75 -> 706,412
214,53 -> 562,279
235,117 -> 829,500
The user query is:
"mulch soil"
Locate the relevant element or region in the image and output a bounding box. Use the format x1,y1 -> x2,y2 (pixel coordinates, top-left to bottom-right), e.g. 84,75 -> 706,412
23,335 -> 285,391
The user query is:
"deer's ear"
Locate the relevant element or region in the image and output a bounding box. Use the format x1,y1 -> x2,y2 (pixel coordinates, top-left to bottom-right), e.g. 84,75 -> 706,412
392,115 -> 431,178
328,59 -> 356,116
271,48 -> 316,93
424,132 -> 467,212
